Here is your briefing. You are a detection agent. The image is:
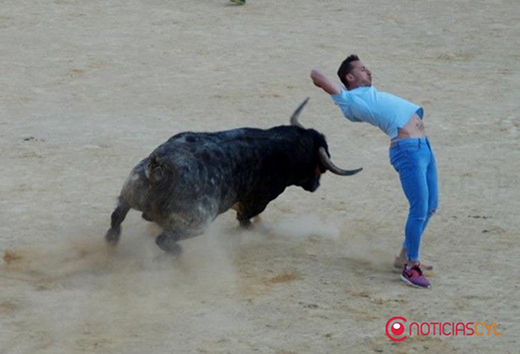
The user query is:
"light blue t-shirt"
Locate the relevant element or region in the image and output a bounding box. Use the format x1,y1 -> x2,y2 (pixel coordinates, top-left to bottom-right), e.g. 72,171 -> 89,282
331,86 -> 423,139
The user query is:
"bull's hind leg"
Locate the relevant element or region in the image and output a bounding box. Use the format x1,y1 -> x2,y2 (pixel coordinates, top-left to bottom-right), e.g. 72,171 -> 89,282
155,231 -> 184,256
105,198 -> 130,244
155,228 -> 204,256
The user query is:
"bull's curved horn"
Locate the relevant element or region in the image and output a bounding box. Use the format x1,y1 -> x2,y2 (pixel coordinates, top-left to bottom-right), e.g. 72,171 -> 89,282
319,147 -> 363,176
290,97 -> 310,129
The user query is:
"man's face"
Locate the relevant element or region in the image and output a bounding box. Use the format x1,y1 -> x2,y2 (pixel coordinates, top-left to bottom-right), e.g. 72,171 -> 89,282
346,61 -> 372,89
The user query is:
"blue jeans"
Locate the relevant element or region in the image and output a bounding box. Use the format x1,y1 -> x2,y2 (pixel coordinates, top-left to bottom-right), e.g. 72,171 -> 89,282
389,137 -> 438,262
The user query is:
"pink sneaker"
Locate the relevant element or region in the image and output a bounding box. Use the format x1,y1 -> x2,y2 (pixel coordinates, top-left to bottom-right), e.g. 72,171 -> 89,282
394,255 -> 433,271
401,265 -> 431,288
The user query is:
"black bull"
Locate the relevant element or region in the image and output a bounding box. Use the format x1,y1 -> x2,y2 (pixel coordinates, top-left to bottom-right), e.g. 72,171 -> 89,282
105,98 -> 362,254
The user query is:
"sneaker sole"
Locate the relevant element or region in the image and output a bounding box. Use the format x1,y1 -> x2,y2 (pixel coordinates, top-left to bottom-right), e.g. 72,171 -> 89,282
400,274 -> 431,289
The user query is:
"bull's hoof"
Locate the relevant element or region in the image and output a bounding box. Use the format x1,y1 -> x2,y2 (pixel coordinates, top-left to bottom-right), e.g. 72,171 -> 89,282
142,212 -> 153,222
239,219 -> 253,229
105,227 -> 121,244
155,234 -> 183,256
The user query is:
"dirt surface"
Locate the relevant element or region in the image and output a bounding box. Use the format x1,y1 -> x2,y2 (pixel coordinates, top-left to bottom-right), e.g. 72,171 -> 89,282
1,0 -> 519,353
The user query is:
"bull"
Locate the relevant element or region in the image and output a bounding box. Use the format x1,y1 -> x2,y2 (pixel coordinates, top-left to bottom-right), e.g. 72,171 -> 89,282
105,98 -> 362,255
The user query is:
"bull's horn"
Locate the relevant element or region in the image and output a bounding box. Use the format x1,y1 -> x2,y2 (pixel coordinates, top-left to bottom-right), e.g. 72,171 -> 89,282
319,147 -> 363,176
290,97 -> 310,129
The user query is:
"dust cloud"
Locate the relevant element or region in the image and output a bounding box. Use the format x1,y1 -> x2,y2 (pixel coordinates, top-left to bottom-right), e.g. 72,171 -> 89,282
0,219 -> 251,353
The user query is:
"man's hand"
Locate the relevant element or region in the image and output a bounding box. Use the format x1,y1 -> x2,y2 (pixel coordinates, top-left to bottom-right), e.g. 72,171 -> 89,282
310,69 -> 341,95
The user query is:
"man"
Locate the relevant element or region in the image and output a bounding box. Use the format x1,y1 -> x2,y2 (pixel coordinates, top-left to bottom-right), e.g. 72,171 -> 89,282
310,55 -> 438,288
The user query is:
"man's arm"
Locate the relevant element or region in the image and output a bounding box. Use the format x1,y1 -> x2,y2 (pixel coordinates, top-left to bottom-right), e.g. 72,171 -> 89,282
310,69 -> 342,95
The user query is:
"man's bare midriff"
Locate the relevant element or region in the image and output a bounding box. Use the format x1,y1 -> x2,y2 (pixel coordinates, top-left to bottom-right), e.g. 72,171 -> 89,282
396,114 -> 426,140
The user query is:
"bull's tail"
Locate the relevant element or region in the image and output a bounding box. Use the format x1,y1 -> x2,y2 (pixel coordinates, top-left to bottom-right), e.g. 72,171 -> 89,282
105,197 -> 130,244
145,155 -> 177,184
145,156 -> 160,182
144,154 -> 178,212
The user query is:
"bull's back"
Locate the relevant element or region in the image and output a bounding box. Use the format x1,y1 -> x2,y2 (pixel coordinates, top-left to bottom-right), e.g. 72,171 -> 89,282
160,126 -> 305,191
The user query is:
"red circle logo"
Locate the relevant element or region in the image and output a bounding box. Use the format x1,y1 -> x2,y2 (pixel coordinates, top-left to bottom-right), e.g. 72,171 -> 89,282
385,316 -> 407,341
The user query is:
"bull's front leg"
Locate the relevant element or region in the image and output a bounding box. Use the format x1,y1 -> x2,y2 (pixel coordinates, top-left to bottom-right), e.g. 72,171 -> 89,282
142,212 -> 153,222
235,201 -> 269,228
105,198 -> 130,244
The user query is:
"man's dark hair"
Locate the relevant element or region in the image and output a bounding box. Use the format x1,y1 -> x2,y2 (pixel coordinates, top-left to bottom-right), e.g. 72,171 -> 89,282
337,54 -> 360,88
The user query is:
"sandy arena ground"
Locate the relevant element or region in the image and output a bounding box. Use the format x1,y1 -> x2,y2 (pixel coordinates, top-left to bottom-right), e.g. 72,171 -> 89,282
1,0 -> 519,353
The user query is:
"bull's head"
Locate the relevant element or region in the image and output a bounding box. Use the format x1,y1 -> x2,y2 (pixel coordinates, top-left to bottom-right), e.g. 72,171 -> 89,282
290,98 -> 362,191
